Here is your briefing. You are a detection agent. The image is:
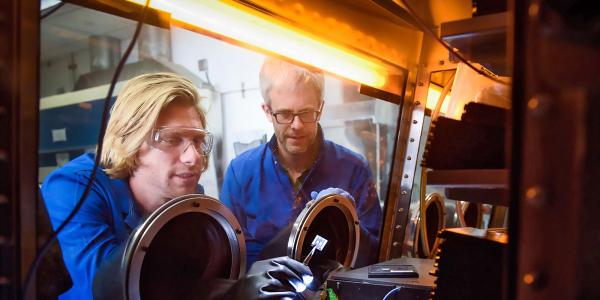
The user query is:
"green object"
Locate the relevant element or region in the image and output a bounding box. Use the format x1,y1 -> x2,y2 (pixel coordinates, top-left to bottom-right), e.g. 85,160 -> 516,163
327,288 -> 338,300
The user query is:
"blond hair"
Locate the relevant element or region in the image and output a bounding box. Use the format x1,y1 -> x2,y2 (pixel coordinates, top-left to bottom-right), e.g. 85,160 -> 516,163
259,57 -> 324,105
100,72 -> 206,178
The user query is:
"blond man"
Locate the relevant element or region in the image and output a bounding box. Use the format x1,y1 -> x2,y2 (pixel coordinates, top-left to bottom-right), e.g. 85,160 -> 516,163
42,73 -> 311,300
41,73 -> 212,299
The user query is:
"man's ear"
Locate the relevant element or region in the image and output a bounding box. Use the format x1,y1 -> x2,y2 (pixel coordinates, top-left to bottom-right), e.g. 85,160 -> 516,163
316,100 -> 325,121
261,103 -> 273,123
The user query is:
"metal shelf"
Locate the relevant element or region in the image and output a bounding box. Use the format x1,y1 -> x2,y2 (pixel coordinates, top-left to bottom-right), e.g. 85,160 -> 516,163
427,169 -> 508,188
427,169 -> 509,206
441,12 -> 508,75
445,188 -> 508,207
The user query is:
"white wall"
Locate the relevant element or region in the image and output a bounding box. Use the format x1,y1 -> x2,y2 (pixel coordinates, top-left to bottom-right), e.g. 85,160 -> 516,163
170,27 -> 264,92
40,49 -> 91,97
170,27 -> 271,195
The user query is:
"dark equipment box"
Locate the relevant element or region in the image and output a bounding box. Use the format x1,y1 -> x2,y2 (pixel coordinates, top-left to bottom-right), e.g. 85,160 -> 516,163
326,257 -> 435,299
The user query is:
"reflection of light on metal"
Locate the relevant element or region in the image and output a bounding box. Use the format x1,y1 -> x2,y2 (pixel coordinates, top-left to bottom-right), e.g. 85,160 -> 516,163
414,191 -> 446,258
126,0 -> 394,89
426,84 -> 450,115
456,201 -> 483,228
288,194 -> 359,268
122,194 -> 246,299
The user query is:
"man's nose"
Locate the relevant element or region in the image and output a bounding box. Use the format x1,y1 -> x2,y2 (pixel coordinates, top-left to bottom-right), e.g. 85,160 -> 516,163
180,142 -> 201,165
289,114 -> 305,130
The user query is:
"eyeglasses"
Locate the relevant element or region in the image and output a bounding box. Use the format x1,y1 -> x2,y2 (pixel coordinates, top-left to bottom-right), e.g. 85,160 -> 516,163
150,127 -> 213,156
269,108 -> 322,124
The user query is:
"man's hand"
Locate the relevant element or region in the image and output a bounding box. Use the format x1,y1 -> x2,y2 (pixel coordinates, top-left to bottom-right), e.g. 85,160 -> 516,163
310,187 -> 355,203
224,256 -> 314,299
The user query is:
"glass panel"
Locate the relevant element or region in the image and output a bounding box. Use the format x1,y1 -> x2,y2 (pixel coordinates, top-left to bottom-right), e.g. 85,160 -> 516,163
39,3 -> 401,200
40,3 -> 137,181
38,3 -> 403,297
406,68 -> 510,258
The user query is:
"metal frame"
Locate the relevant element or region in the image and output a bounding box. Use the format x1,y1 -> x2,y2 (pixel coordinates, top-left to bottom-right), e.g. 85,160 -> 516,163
1,0 -> 39,298
287,194 -> 360,268
123,194 -> 246,300
380,59 -> 458,260
377,64 -> 419,260
411,192 -> 445,258
510,0 -> 600,298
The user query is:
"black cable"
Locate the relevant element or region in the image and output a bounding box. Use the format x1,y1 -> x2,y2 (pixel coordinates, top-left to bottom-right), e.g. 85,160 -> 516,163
397,0 -> 510,86
40,2 -> 65,20
22,0 -> 151,297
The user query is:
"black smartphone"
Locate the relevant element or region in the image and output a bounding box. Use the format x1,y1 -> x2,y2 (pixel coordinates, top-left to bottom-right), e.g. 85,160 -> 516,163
367,264 -> 419,278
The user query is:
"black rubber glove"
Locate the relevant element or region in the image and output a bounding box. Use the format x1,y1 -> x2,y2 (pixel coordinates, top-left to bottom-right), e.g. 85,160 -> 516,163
223,256 -> 314,300
307,257 -> 345,290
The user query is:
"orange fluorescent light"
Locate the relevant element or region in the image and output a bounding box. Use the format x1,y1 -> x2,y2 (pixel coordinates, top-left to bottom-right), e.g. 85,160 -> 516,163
127,0 -> 394,89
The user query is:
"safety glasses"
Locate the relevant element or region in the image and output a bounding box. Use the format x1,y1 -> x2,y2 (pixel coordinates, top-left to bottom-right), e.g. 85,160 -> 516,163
150,127 -> 213,156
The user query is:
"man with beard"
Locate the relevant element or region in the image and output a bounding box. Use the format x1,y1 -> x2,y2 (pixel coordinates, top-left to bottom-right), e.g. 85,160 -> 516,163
220,58 -> 383,273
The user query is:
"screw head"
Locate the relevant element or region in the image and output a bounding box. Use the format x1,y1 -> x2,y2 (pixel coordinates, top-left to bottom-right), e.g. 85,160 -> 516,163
523,273 -> 535,285
525,186 -> 546,207
527,97 -> 539,110
522,271 -> 546,289
527,94 -> 551,117
528,2 -> 540,18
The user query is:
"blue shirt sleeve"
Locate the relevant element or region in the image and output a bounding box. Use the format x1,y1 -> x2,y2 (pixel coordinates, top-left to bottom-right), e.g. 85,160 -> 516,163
350,166 -> 382,266
42,169 -> 122,300
219,164 -> 242,224
220,163 -> 264,268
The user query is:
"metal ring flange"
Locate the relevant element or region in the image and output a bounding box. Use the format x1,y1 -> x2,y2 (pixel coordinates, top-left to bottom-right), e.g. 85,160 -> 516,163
121,194 -> 246,300
287,194 -> 360,268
